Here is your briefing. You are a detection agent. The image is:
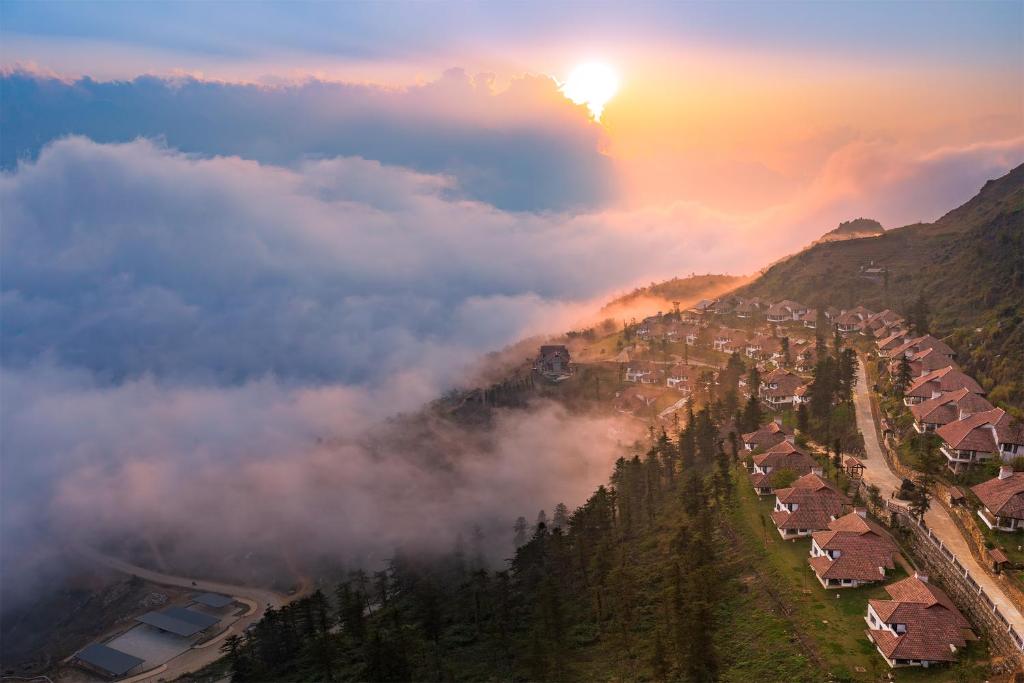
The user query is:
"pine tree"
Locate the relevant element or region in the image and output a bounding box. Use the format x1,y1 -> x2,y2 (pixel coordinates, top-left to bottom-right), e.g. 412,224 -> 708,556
796,402 -> 809,433
741,394 -> 763,433
513,516 -> 529,547
552,503 -> 569,530
908,474 -> 933,521
894,356 -> 913,396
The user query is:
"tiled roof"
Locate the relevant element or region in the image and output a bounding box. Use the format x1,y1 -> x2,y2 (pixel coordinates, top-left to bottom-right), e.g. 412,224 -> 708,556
938,408 -> 1023,454
883,576 -> 969,625
750,471 -> 771,488
667,364 -> 703,382
741,422 -> 791,449
910,388 -> 993,426
972,472 -> 1024,520
906,367 -> 984,399
772,474 -> 848,530
878,332 -> 907,351
763,373 -> 807,398
809,512 -> 898,581
866,576 -> 972,662
752,447 -> 817,472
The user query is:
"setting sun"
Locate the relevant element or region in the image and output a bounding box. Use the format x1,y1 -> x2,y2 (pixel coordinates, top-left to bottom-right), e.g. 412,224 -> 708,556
561,62 -> 620,120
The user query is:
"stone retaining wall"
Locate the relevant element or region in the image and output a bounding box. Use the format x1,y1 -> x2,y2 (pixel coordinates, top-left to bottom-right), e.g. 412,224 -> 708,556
891,507 -> 1024,671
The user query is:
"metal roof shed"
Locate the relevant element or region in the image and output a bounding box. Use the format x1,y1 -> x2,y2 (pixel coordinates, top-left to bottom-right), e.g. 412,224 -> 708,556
163,606 -> 220,629
75,643 -> 145,678
136,611 -> 207,637
193,592 -> 234,608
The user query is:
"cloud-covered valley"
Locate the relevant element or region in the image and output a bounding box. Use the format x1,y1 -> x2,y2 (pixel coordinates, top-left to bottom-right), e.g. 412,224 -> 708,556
1,99 -> 1020,615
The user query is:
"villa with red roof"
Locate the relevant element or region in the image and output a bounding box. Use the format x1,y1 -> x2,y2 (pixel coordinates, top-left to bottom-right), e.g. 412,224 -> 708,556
625,361 -> 660,384
877,331 -> 908,354
665,364 -> 703,393
771,472 -> 849,538
760,369 -> 808,406
971,466 -> 1024,531
903,367 -> 984,406
910,387 -> 994,433
809,509 -> 899,588
741,420 -> 792,452
863,309 -> 904,336
750,441 -> 818,495
886,334 -> 957,362
766,300 -> 808,323
937,408 -> 1024,473
865,574 -> 974,668
891,347 -> 958,379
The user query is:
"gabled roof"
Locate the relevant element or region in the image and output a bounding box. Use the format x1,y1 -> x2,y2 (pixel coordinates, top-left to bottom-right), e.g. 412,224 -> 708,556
763,373 -> 807,398
866,576 -> 972,662
890,334 -> 956,360
905,366 -> 984,399
752,445 -> 817,471
741,421 -> 792,449
666,364 -> 703,382
772,474 -> 848,530
910,388 -> 993,426
972,472 -> 1024,520
878,331 -> 908,351
906,348 -> 959,375
883,576 -> 970,627
938,408 -> 1024,454
809,535 -> 895,581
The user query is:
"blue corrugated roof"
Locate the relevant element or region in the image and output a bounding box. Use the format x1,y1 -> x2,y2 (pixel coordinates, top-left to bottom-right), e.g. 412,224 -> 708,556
136,611 -> 205,637
193,592 -> 233,608
76,643 -> 144,676
163,606 -> 220,628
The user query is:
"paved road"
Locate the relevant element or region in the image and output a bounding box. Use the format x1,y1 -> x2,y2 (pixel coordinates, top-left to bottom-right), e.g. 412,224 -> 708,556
852,358 -> 1024,634
73,547 -> 305,682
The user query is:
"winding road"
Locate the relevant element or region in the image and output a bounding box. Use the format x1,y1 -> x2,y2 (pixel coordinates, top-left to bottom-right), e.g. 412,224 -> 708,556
73,546 -> 307,682
852,358 -> 1024,635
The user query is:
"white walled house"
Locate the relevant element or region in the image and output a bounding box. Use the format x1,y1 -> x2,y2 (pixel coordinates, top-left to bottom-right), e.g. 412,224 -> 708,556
971,467 -> 1024,532
864,574 -> 973,668
808,509 -> 898,588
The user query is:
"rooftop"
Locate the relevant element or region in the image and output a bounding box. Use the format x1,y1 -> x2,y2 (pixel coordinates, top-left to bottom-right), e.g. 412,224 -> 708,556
75,643 -> 145,676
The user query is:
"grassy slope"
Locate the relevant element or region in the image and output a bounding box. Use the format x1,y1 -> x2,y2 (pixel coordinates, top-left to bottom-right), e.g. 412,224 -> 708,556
726,469 -> 988,682
735,164 -> 1024,409
602,274 -> 748,314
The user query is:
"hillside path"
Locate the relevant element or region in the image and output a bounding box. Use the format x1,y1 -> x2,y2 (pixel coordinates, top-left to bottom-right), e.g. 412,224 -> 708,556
852,359 -> 1024,634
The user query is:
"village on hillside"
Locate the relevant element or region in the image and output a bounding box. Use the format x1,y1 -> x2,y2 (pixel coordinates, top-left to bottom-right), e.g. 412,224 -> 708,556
532,293 -> 1024,673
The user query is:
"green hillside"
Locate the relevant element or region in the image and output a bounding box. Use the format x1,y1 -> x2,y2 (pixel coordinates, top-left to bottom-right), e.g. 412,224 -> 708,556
736,164 -> 1024,409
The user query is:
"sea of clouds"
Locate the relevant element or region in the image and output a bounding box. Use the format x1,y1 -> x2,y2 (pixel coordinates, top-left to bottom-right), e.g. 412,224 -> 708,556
1,69 -> 1021,612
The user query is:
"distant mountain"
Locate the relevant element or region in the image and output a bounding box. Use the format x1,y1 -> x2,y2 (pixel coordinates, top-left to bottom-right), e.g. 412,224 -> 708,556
736,163 -> 1024,409
812,218 -> 884,245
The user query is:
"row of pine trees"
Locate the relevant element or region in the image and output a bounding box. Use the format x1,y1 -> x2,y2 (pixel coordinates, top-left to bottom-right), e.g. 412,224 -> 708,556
219,404 -> 739,682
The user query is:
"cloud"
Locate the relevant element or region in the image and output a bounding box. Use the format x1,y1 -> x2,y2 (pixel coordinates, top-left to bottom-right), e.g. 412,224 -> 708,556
1,131 -> 1020,617
0,136 -> 759,385
0,69 -> 615,211
1,362 -> 642,611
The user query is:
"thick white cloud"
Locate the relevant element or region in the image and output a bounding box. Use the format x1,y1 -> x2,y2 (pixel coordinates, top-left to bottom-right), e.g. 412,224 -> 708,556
1,132 -> 1021,613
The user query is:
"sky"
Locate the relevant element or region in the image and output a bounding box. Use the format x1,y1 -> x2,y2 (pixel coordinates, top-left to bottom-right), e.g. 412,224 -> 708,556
1,1 -> 1022,611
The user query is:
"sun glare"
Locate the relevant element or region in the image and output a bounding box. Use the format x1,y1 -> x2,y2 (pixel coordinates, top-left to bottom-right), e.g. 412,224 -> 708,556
562,62 -> 620,121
